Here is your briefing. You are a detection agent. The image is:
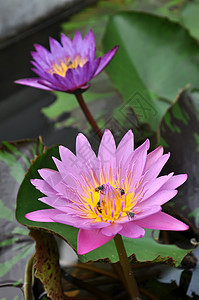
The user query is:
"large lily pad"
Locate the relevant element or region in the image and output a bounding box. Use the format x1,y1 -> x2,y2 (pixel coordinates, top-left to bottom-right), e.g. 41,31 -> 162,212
103,11 -> 199,131
16,145 -> 191,266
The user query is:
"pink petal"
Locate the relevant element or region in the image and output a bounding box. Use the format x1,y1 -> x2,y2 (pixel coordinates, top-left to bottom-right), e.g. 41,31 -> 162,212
31,179 -> 56,196
116,130 -> 134,166
38,169 -> 65,193
59,145 -> 82,174
25,209 -> 59,222
143,173 -> 173,199
144,146 -> 163,172
15,78 -> 53,91
115,205 -> 161,223
134,211 -> 189,231
143,153 -> 170,183
127,139 -> 150,192
119,222 -> 145,238
160,174 -> 187,190
77,228 -> 113,255
101,223 -> 123,236
98,129 -> 116,180
94,46 -> 118,77
140,189 -> 177,206
39,196 -> 70,208
76,133 -> 97,167
52,213 -> 109,229
76,133 -> 100,186
134,205 -> 162,221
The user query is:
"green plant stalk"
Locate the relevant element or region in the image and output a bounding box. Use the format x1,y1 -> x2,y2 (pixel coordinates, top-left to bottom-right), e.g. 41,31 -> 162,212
24,255 -> 34,300
114,234 -> 141,300
75,93 -> 103,139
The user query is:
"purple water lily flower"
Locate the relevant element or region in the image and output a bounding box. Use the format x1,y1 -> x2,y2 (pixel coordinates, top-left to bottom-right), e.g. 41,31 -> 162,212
15,30 -> 118,93
26,130 -> 188,255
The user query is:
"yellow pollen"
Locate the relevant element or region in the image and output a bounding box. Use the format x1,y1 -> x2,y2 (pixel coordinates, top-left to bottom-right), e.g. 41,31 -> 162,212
48,55 -> 88,77
80,182 -> 141,223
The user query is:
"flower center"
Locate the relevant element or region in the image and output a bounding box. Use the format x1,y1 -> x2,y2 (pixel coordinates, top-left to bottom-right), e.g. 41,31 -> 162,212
48,55 -> 88,77
84,183 -> 141,223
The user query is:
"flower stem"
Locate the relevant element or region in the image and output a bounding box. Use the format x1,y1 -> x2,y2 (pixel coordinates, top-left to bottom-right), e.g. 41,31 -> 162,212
24,255 -> 34,300
114,234 -> 141,300
75,93 -> 103,139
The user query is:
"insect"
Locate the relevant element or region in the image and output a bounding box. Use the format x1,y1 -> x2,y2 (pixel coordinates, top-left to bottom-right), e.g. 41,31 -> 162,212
96,201 -> 102,214
67,60 -> 73,66
120,189 -> 125,196
95,185 -> 104,193
126,211 -> 135,220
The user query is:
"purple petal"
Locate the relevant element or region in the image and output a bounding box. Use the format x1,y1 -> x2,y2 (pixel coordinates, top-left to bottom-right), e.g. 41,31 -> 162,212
101,223 -> 123,236
25,208 -> 59,222
49,37 -> 63,58
31,62 -> 51,81
15,78 -> 53,91
94,46 -> 118,77
34,44 -> 54,66
61,58 -> 100,91
119,222 -> 145,238
134,211 -> 189,231
83,30 -> 96,60
72,30 -> 84,54
52,71 -> 76,91
60,33 -> 73,55
77,228 -> 113,255
31,52 -> 50,69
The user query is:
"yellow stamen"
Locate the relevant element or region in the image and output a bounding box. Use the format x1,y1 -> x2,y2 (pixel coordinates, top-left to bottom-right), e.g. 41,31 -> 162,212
48,55 -> 88,77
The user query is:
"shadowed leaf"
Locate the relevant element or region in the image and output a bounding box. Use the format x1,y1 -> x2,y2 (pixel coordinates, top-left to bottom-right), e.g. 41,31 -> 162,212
159,90 -> 199,229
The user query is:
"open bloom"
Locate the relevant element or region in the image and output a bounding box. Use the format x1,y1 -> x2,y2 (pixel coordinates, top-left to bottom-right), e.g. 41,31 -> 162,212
15,30 -> 118,93
26,130 -> 188,254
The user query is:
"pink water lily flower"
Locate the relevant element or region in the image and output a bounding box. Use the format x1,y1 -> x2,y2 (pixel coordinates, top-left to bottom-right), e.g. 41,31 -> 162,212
26,130 -> 188,255
15,30 -> 118,93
